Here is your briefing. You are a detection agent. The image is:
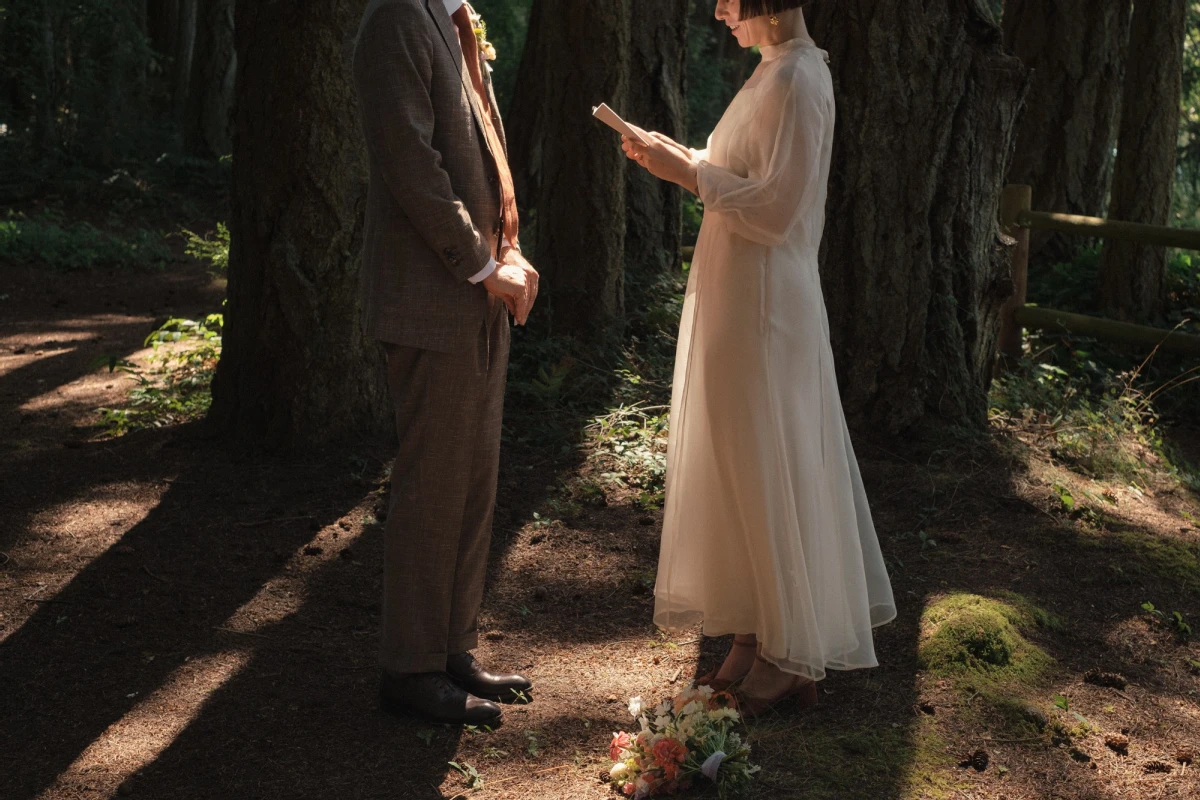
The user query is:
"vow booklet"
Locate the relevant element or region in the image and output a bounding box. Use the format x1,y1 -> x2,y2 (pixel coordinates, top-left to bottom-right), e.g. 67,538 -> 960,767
592,103 -> 649,145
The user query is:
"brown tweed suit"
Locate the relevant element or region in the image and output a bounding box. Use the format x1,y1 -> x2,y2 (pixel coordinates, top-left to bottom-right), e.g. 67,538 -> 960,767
354,0 -> 513,675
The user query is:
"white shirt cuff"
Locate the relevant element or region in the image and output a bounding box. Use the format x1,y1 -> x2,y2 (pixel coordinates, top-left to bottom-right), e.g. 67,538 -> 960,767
468,237 -> 517,284
468,257 -> 496,284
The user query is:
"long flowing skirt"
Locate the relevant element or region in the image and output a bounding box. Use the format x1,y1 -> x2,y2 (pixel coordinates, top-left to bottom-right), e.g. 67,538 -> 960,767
653,222 -> 897,681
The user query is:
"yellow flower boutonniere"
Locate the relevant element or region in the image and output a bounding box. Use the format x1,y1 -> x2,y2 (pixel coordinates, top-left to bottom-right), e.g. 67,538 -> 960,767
467,5 -> 498,62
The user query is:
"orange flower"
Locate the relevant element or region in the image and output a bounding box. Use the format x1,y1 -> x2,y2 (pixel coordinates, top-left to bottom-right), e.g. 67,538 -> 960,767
622,782 -> 636,796
610,731 -> 633,762
708,691 -> 738,711
652,737 -> 688,780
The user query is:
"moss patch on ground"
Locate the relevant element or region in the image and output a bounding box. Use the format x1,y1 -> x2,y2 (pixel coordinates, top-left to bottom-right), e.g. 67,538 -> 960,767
919,592 -> 1056,685
1074,527 -> 1200,590
919,593 -> 1063,742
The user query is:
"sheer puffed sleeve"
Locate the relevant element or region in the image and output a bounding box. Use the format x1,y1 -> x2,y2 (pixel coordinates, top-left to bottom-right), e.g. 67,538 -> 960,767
695,61 -> 829,247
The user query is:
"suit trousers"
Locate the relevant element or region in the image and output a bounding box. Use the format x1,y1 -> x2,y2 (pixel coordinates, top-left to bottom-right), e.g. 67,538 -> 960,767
380,300 -> 509,675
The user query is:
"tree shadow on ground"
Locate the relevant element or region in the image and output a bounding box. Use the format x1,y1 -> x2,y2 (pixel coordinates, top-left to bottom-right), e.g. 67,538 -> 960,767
0,424 -> 379,799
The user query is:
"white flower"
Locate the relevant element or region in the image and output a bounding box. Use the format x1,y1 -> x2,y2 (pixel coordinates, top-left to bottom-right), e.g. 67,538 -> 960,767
654,715 -> 672,730
628,696 -> 644,718
680,700 -> 705,717
610,762 -> 630,782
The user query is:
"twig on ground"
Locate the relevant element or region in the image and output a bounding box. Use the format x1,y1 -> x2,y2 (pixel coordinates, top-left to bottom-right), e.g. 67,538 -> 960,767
978,735 -> 1045,744
143,564 -> 171,584
0,551 -> 10,566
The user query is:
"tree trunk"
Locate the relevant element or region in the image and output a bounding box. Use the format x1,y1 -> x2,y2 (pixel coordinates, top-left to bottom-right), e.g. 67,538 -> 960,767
624,0 -> 688,282
1097,0 -> 1187,322
805,0 -> 1029,433
507,0 -> 632,334
37,0 -> 58,152
506,0 -> 547,210
147,0 -> 179,58
209,0 -> 391,448
171,0 -> 197,119
1003,0 -> 1131,264
184,0 -> 235,157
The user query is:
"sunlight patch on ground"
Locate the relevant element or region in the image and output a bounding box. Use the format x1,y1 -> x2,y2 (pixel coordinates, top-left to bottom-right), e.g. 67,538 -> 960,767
35,650 -> 251,799
0,486 -> 165,644
16,345 -> 152,414
222,516 -> 368,635
24,520 -> 364,796
0,344 -> 77,379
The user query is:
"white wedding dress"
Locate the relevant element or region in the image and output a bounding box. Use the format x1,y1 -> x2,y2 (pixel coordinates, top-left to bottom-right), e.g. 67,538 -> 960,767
654,37 -> 897,681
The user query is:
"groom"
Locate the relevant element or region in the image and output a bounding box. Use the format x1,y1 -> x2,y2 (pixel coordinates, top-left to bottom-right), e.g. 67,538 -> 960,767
353,0 -> 539,725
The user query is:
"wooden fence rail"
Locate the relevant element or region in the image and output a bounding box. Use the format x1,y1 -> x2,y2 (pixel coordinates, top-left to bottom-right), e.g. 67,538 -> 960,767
997,184 -> 1200,362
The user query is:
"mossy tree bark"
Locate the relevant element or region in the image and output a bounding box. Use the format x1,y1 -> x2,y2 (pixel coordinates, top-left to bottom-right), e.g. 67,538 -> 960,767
1002,0 -> 1132,264
806,0 -> 1029,433
209,0 -> 391,448
1097,0 -> 1187,322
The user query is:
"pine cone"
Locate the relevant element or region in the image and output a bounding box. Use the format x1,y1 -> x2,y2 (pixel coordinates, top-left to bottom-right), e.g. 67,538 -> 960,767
959,749 -> 989,771
1083,669 -> 1127,690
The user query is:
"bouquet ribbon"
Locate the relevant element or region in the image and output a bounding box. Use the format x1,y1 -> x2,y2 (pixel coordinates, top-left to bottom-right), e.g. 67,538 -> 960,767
701,750 -> 727,781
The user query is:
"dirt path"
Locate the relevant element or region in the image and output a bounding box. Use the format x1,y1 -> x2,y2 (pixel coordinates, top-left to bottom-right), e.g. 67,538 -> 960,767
2,259 -> 1198,800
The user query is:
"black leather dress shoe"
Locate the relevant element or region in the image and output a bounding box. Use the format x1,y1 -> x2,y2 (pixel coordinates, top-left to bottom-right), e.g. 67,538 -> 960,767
380,671 -> 502,725
446,652 -> 533,703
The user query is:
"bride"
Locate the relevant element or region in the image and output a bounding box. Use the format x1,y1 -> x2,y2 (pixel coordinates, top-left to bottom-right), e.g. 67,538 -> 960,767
622,0 -> 896,716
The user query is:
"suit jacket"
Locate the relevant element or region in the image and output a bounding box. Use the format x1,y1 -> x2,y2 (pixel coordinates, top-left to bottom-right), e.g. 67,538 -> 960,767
354,0 -> 509,353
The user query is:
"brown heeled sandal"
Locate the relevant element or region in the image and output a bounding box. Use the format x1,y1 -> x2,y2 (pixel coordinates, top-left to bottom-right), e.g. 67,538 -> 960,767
694,638 -> 757,692
736,656 -> 819,718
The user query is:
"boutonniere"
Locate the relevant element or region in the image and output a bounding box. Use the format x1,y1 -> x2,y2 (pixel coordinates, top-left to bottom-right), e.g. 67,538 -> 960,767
467,4 -> 498,62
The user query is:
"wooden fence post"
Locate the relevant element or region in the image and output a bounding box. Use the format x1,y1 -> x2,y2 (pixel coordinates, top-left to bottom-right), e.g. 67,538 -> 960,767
996,184 -> 1032,369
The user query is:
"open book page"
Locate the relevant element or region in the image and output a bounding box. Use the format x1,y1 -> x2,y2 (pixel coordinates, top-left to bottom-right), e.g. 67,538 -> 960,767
592,103 -> 649,145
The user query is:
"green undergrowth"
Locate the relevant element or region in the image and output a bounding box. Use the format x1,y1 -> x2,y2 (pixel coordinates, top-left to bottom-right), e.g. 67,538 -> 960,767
0,209 -> 172,270
505,264 -> 686,496
990,338 -> 1200,489
994,240 -> 1200,488
95,315 -> 222,436
754,718 -> 961,800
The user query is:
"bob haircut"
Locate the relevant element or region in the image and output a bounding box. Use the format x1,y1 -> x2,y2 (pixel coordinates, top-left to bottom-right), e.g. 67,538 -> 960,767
737,0 -> 809,20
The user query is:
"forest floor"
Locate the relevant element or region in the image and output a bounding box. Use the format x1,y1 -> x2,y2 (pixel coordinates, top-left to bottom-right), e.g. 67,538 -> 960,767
2,188 -> 1199,800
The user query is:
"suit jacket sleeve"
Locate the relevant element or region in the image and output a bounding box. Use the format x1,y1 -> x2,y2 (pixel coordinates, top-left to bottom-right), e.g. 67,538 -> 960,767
355,3 -> 493,282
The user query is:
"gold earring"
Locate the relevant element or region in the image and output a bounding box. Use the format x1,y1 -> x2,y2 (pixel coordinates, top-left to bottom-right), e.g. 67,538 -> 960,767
769,14 -> 779,25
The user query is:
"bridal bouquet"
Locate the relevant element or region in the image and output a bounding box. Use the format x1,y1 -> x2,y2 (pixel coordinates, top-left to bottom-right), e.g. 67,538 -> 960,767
608,686 -> 760,798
